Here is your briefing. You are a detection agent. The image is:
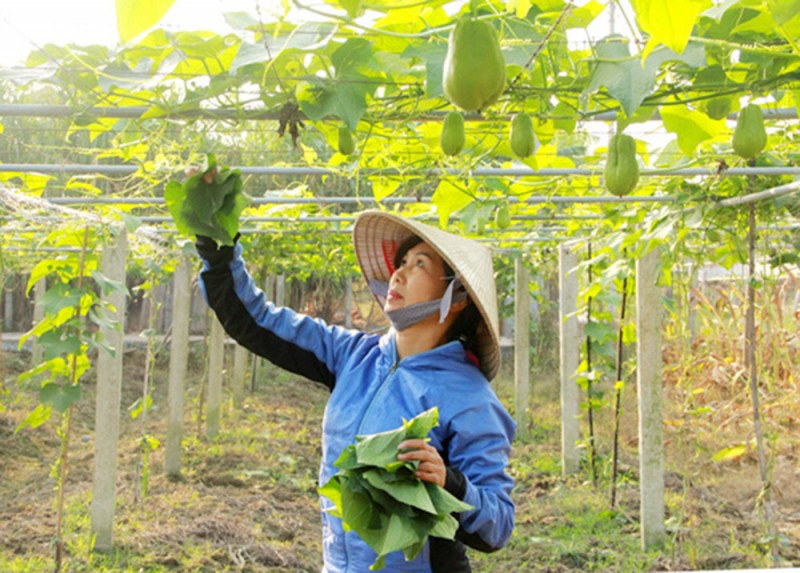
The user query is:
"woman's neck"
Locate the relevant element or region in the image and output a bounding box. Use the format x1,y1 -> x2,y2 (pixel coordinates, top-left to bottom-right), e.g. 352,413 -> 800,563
394,319 -> 450,360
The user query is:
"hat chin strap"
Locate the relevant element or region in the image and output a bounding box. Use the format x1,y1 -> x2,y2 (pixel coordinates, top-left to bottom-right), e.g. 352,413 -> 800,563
371,278 -> 467,332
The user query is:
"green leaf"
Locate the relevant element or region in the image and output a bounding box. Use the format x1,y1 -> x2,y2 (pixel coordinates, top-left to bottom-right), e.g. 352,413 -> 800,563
214,172 -> 250,239
564,0 -> 605,27
631,0 -> 712,54
333,36 -> 374,75
362,469 -> 437,514
340,483 -> 381,532
115,0 -> 177,43
552,101 -> 577,134
403,536 -> 428,562
403,42 -> 447,98
427,513 -> 460,539
139,435 -> 161,451
587,36 -> 655,118
357,473 -> 420,518
129,395 -> 153,420
334,444 -> 362,471
40,383 -> 81,414
38,328 -> 83,361
426,482 -> 473,514
90,270 -> 129,297
340,0 -> 365,18
354,407 -> 439,467
297,81 -> 367,132
0,66 -> 56,85
39,283 -> 85,316
165,160 -> 245,245
16,404 -> 52,432
767,0 -> 800,25
583,321 -> 616,343
17,356 -> 88,387
319,477 -> 344,518
355,427 -> 413,468
621,321 -> 637,345
26,260 -> 74,293
374,513 -> 422,558
223,11 -> 260,31
712,444 -> 747,462
432,180 -> 475,228
660,104 -> 727,155
297,39 -> 378,130
120,212 -> 142,233
371,177 -> 402,202
369,555 -> 387,571
317,408 -> 461,568
694,65 -> 737,120
402,408 -> 440,440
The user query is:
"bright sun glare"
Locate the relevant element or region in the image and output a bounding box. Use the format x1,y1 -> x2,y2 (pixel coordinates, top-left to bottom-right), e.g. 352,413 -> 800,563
0,0 -> 288,66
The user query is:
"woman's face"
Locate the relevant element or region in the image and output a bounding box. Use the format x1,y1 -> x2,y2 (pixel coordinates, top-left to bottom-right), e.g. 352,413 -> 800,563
385,241 -> 449,312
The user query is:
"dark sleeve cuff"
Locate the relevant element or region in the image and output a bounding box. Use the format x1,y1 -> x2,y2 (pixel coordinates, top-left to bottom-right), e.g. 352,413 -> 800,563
195,234 -> 239,267
444,466 -> 468,500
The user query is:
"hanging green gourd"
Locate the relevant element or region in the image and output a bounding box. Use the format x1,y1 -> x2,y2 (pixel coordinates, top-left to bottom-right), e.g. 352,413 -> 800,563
338,126 -> 355,156
442,16 -> 506,112
440,112 -> 465,156
732,104 -> 767,160
494,203 -> 511,229
604,133 -> 639,197
509,113 -> 535,158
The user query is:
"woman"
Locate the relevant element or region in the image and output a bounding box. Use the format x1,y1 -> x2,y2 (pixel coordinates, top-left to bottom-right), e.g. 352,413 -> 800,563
195,210 -> 515,572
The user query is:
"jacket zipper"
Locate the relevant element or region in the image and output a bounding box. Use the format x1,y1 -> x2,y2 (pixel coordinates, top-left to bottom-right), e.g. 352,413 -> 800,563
357,358 -> 399,434
345,357 -> 400,571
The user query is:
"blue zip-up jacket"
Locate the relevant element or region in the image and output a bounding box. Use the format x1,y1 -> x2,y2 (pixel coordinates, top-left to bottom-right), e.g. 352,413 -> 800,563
196,239 -> 516,572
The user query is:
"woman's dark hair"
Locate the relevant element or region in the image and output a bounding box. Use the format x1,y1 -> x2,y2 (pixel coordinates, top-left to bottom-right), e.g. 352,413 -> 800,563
393,235 -> 482,354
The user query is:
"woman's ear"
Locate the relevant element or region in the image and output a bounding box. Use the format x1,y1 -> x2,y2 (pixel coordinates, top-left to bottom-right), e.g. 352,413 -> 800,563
450,298 -> 469,313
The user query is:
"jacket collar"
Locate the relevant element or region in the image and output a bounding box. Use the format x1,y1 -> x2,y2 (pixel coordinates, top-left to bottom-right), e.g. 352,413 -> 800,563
379,330 -> 467,370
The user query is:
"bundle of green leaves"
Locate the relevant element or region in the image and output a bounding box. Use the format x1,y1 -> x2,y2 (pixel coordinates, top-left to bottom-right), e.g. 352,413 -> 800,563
165,154 -> 249,246
318,407 -> 473,571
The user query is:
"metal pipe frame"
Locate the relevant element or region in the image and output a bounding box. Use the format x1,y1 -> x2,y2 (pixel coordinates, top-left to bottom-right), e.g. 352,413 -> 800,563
2,163 -> 800,179
0,104 -> 797,122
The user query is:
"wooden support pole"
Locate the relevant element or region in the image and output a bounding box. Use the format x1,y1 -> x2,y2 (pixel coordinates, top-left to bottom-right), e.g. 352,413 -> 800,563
514,257 -> 530,440
165,255 -> 192,477
636,247 -> 666,550
559,244 -> 580,475
206,314 -> 225,438
90,227 -> 128,551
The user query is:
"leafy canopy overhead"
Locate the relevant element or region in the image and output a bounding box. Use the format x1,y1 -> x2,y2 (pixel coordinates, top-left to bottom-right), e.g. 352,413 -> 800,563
1,0 -> 799,278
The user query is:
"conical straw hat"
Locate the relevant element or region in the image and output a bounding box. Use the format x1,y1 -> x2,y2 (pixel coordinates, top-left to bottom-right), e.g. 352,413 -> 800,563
353,210 -> 501,381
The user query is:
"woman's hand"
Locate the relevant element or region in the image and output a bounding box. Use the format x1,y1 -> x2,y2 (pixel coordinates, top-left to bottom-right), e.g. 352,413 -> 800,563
184,166 -> 217,183
397,439 -> 446,487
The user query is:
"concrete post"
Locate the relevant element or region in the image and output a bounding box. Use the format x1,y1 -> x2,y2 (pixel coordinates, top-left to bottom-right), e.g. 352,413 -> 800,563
514,258 -> 530,440
32,279 -> 46,364
165,256 -> 192,477
90,228 -> 127,551
275,274 -> 285,306
3,284 -> 12,331
206,314 -> 225,438
232,343 -> 248,408
636,247 -> 666,549
345,278 -> 353,329
559,244 -> 580,475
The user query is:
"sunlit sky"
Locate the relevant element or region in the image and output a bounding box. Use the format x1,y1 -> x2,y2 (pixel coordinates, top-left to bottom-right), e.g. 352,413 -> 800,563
0,0 -> 623,67
0,0 -> 289,66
